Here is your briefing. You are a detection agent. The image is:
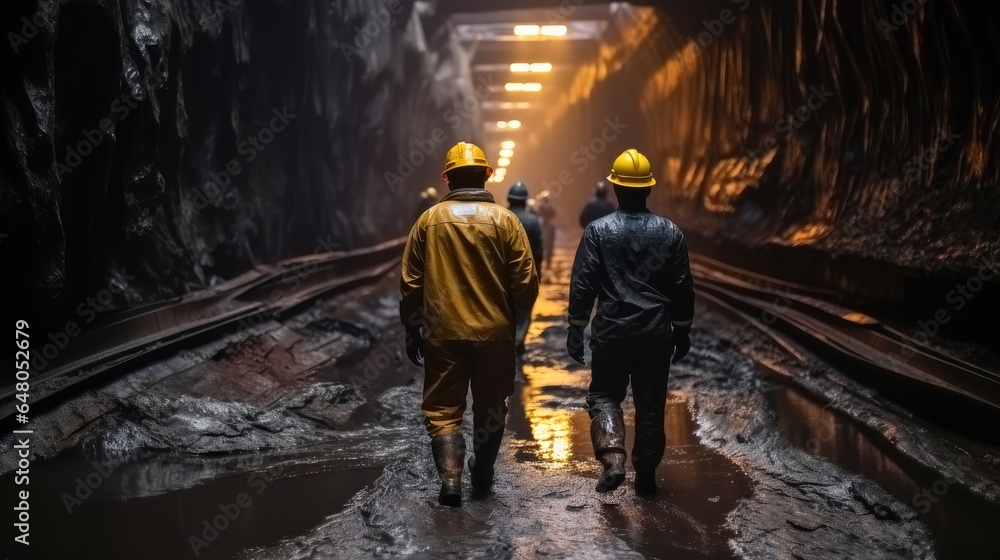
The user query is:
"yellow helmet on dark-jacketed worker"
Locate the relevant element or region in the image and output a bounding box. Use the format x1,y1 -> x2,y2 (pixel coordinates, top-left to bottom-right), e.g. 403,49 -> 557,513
607,148 -> 656,187
441,142 -> 494,182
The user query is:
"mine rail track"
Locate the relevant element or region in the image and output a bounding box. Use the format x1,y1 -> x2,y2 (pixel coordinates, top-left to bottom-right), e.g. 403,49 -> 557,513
8,242 -> 998,430
691,255 -> 1000,417
1,238 -> 406,429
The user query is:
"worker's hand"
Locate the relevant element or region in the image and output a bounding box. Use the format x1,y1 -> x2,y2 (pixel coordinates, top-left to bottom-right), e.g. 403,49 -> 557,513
670,326 -> 691,364
566,324 -> 586,365
405,328 -> 424,367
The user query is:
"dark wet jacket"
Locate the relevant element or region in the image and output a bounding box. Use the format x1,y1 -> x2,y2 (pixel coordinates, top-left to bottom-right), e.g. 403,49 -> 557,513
579,197 -> 616,228
510,205 -> 544,267
569,208 -> 694,344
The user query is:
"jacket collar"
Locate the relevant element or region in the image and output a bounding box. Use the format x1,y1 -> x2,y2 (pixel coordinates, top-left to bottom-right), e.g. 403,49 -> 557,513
442,188 -> 495,203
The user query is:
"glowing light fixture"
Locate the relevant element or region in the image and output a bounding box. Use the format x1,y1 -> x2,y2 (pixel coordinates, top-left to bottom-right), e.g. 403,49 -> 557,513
497,157 -> 511,167
540,25 -> 567,36
496,120 -> 508,128
506,82 -> 542,92
501,140 -> 516,150
499,149 -> 514,158
507,120 -> 522,129
510,62 -> 552,73
514,25 -> 540,36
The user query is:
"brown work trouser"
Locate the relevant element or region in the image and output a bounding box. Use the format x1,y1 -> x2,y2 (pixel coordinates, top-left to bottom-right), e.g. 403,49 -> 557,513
422,338 -> 516,438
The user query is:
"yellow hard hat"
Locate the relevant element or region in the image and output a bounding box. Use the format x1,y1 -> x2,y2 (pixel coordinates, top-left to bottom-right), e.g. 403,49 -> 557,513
441,142 -> 494,182
607,148 -> 656,187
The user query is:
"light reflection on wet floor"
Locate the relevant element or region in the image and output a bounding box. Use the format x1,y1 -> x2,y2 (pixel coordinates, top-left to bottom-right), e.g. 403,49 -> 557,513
768,385 -> 1000,559
505,257 -> 752,559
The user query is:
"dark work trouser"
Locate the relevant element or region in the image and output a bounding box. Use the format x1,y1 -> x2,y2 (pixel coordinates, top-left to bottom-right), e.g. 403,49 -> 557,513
586,339 -> 671,473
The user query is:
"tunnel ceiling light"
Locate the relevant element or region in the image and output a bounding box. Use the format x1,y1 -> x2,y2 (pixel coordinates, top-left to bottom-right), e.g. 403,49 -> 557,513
506,83 -> 542,92
496,120 -> 508,128
501,140 -> 516,149
540,25 -> 567,36
499,148 -> 514,158
514,25 -> 540,36
509,62 -> 553,73
497,157 -> 511,167
508,120 -> 522,128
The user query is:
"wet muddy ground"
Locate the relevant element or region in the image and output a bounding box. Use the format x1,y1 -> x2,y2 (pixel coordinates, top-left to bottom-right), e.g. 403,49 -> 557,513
4,248 -> 1000,559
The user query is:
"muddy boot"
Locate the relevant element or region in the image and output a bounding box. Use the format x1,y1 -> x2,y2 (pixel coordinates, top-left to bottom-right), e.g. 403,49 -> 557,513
590,403 -> 627,493
469,429 -> 503,494
635,470 -> 657,496
431,434 -> 465,506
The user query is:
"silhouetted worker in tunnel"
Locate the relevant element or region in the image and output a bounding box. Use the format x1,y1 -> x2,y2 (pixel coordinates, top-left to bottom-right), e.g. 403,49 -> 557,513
567,148 -> 695,496
507,180 -> 544,355
400,142 -> 539,506
415,186 -> 438,221
579,180 -> 616,228
535,190 -> 557,274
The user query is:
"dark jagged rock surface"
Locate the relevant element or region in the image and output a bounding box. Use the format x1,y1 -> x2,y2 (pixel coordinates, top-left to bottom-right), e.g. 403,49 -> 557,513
1,0 -> 475,321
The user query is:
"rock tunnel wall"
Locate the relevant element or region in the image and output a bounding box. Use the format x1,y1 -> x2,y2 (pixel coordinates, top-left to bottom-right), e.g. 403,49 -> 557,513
0,0 -> 475,320
526,1 -> 1000,310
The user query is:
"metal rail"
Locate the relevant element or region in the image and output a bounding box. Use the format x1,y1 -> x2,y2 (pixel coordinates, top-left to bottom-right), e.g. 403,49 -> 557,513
691,256 -> 1000,415
1,238 -> 406,428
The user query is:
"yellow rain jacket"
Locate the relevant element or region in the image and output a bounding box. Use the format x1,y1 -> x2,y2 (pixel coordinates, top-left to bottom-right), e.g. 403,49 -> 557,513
401,188 -> 539,341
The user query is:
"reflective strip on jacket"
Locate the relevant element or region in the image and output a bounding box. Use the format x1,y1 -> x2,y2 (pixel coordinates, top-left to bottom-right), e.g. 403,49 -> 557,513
401,188 -> 539,341
568,209 -> 694,344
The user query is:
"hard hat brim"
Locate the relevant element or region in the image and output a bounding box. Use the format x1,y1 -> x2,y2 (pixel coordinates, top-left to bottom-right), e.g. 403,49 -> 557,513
607,173 -> 656,187
441,164 -> 495,182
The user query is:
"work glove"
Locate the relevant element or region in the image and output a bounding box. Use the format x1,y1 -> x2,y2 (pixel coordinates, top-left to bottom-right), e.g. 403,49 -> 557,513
405,328 -> 424,367
670,325 -> 691,364
566,324 -> 586,365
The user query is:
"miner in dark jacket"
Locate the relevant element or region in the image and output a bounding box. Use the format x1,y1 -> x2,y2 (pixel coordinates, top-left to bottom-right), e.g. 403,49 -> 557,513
578,180 -> 616,228
567,148 -> 694,496
507,181 -> 544,355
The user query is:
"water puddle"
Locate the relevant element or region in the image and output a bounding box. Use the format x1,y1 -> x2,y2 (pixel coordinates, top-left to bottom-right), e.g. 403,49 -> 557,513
16,449 -> 383,559
766,383 -> 1000,559
506,361 -> 751,559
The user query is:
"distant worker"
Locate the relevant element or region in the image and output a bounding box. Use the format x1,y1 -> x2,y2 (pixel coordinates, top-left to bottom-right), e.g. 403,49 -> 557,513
507,181 -> 544,355
415,186 -> 439,221
536,190 -> 557,273
579,180 -> 616,228
400,142 -> 539,506
566,148 -> 694,496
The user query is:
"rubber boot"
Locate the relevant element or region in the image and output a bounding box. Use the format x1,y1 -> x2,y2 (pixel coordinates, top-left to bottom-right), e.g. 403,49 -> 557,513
635,470 -> 657,496
590,403 -> 627,493
469,429 -> 503,494
431,434 -> 465,506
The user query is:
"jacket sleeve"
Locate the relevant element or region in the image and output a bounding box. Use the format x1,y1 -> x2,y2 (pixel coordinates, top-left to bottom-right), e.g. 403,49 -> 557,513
399,219 -> 426,330
568,226 -> 600,328
669,233 -> 695,327
507,218 -> 539,310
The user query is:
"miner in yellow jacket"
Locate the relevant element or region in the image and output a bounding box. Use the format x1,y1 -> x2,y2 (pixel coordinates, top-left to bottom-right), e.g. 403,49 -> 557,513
400,141 -> 539,506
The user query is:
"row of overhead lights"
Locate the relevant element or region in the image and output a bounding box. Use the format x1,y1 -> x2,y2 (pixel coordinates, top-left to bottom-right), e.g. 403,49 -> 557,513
490,29 -> 563,183
489,140 -> 516,183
